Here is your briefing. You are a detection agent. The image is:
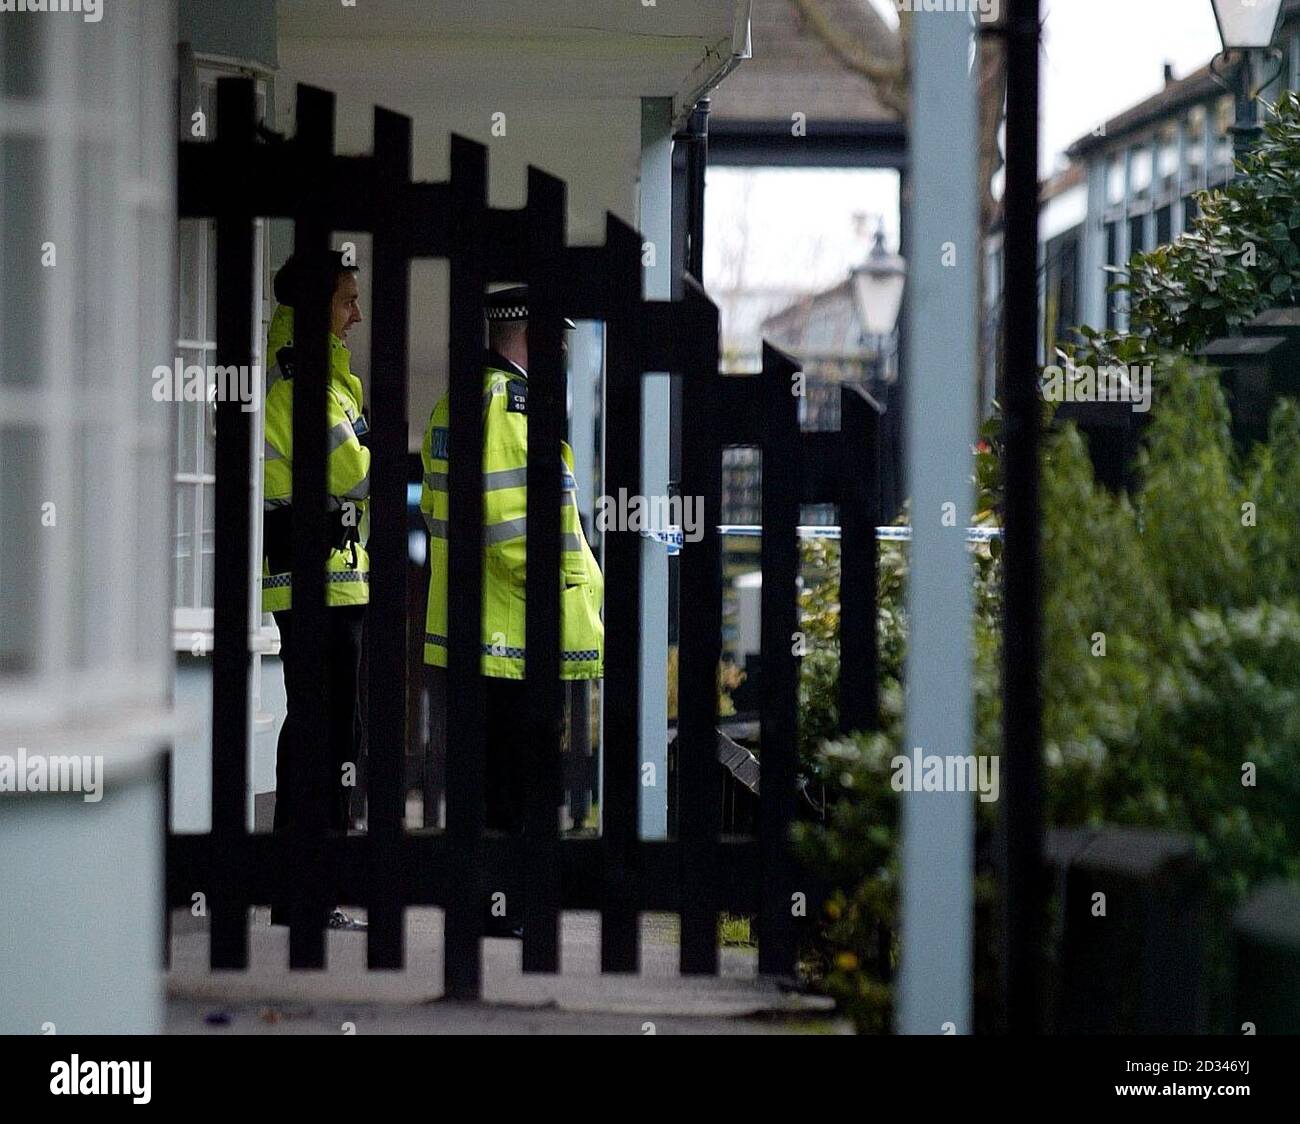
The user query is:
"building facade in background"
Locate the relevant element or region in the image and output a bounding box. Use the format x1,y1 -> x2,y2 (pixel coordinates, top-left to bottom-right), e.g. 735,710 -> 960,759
704,0 -> 905,661
1022,4 -> 1300,364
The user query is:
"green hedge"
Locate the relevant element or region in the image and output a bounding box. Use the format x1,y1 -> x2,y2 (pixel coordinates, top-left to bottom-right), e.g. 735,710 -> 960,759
795,359 -> 1300,1032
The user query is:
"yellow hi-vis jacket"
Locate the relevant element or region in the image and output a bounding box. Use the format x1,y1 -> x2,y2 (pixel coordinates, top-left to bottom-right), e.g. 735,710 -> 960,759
421,353 -> 604,680
261,305 -> 371,613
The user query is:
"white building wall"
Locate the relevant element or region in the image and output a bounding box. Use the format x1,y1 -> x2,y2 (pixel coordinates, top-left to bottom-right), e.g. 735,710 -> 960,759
0,0 -> 175,1034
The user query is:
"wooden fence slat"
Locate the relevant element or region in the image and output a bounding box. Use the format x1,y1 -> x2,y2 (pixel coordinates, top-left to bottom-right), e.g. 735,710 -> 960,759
678,280 -> 724,974
758,342 -> 802,976
839,385 -> 883,734
209,77 -> 256,971
285,83 -> 335,970
365,106 -> 414,969
713,376 -> 764,447
522,167 -> 567,972
798,431 -> 840,506
599,215 -> 645,973
443,134 -> 489,999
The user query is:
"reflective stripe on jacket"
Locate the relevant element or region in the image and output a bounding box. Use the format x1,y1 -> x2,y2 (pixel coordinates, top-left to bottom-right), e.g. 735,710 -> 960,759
261,305 -> 370,613
421,354 -> 604,680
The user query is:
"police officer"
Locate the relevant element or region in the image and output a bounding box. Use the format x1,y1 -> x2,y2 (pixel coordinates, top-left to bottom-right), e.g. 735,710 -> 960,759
421,286 -> 604,934
263,250 -> 370,931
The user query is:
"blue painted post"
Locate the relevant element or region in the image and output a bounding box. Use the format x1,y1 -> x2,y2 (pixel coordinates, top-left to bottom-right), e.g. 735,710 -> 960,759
637,97 -> 673,840
897,8 -> 979,1035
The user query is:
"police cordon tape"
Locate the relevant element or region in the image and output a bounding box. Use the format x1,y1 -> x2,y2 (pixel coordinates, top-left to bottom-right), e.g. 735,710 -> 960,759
402,489 -> 1001,555
638,525 -> 1003,555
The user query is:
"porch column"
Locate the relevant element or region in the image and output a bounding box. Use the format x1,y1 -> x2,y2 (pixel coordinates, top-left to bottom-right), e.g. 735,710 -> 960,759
897,8 -> 979,1035
636,97 -> 674,838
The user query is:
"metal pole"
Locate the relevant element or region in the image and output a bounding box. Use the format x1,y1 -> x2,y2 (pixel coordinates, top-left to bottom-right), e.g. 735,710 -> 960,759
566,324 -> 599,827
896,8 -> 979,1035
683,99 -> 710,281
1001,0 -> 1045,1035
1231,53 -> 1261,167
638,97 -> 674,840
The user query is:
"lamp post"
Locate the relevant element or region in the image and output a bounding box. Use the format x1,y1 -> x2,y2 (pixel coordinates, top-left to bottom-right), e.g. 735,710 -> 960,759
1210,0 -> 1285,164
851,227 -> 906,380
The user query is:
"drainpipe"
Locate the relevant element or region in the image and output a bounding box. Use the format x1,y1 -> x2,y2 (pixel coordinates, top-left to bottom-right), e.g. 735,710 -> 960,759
680,99 -> 710,282
670,99 -> 710,648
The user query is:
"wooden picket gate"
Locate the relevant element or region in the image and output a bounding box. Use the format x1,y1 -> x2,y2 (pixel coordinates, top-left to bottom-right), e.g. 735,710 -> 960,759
166,79 -> 883,998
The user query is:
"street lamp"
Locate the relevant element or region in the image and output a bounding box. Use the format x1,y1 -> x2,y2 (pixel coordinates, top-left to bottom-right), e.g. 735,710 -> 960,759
1209,0 -> 1285,164
851,227 -> 906,378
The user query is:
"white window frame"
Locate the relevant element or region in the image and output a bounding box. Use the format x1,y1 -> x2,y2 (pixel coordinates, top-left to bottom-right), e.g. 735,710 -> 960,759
172,62 -> 278,657
0,5 -> 175,737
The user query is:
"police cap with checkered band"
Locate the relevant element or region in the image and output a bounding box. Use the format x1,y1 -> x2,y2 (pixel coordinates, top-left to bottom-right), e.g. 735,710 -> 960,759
484,285 -> 576,329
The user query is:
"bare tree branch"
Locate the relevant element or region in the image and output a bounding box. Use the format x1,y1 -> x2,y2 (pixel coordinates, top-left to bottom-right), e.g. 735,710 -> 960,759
787,1 -> 1008,410
789,0 -> 909,117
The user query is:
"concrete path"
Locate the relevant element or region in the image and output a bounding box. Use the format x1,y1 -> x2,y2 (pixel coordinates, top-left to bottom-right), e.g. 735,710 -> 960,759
166,909 -> 845,1034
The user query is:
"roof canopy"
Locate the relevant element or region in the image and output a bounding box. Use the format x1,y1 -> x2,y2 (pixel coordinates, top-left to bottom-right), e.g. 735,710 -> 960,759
707,0 -> 904,167
277,0 -> 751,126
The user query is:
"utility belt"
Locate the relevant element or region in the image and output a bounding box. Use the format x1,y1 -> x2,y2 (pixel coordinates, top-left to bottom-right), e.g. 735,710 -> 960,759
263,504 -> 361,574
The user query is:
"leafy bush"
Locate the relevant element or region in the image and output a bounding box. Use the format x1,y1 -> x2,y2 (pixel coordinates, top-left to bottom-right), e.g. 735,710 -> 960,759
795,357 -> 1300,1032
796,535 -> 908,771
793,93 -> 1300,1031
1069,90 -> 1300,371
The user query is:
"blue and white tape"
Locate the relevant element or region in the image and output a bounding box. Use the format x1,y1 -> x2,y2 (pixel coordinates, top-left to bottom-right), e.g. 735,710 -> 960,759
638,524 -> 1002,555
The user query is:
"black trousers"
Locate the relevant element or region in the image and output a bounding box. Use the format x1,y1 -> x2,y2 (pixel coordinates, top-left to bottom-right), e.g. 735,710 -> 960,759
429,669 -> 528,834
484,677 -> 529,835
270,604 -> 365,923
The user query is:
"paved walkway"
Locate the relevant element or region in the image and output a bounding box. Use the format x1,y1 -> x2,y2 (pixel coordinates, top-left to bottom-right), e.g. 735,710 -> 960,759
166,909 -> 844,1034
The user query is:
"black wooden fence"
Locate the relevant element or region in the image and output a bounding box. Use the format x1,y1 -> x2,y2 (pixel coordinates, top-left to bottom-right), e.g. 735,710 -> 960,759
167,79 -> 883,998
802,385 -> 883,736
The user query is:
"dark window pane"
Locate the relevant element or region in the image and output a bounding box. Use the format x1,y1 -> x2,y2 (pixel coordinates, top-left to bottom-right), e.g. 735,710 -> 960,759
1,138 -> 48,387
0,427 -> 42,675
1056,238 -> 1078,342
1128,215 -> 1146,257
1105,223 -> 1119,331
1,11 -> 44,98
1155,205 -> 1172,246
